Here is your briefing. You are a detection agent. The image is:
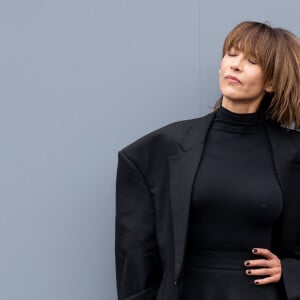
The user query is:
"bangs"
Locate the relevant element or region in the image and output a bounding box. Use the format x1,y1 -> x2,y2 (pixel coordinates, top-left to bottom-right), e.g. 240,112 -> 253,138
222,22 -> 276,70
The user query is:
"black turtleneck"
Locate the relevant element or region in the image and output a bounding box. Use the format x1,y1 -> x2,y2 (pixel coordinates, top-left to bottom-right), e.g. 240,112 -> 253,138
186,105 -> 283,254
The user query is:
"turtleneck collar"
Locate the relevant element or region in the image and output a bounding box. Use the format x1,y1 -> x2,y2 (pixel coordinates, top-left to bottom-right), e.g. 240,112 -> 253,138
219,105 -> 261,123
212,105 -> 263,134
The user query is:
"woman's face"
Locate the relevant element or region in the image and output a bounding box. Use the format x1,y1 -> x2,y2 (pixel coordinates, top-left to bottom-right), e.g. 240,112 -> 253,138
219,47 -> 272,110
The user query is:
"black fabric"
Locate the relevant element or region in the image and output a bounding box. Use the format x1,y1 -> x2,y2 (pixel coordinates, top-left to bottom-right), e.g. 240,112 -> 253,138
187,105 -> 283,252
182,250 -> 284,300
115,108 -> 300,300
182,253 -> 283,300
184,105 -> 284,299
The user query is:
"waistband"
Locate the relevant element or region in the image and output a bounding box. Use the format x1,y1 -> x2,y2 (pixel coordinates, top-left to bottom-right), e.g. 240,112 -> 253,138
185,250 -> 259,270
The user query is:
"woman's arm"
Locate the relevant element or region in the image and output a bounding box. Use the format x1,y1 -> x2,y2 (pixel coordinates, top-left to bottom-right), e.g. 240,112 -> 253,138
115,151 -> 163,300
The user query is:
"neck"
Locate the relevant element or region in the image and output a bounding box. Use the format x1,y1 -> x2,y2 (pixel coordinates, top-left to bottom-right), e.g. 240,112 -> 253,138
221,97 -> 262,114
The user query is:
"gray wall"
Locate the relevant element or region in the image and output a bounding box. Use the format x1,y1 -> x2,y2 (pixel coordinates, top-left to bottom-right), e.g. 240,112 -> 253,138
1,1 -> 299,299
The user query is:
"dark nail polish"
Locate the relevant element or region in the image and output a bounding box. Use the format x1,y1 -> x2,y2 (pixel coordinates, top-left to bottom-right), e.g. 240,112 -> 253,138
247,270 -> 251,275
245,261 -> 250,266
252,248 -> 257,253
254,280 -> 259,285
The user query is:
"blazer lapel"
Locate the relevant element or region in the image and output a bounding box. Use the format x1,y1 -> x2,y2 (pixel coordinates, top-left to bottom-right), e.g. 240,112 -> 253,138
168,112 -> 216,282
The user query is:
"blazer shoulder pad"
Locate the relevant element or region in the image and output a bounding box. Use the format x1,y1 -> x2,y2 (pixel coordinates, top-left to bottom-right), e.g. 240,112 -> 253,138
118,118 -> 198,163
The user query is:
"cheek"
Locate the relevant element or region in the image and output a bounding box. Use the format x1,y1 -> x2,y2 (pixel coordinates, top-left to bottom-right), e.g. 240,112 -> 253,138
219,60 -> 226,73
247,69 -> 264,87
219,69 -> 225,86
250,77 -> 265,90
219,63 -> 227,80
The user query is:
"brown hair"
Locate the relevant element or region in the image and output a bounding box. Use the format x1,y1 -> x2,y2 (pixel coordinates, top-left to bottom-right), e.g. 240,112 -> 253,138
213,21 -> 300,129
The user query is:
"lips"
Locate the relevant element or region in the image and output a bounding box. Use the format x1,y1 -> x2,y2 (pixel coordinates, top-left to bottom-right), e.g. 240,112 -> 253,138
225,75 -> 242,84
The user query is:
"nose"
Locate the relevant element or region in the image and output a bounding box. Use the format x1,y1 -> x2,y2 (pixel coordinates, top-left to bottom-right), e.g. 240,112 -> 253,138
230,56 -> 243,72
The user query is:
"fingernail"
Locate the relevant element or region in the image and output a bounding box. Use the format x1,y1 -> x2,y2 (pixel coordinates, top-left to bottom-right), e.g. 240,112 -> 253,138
254,280 -> 259,285
245,261 -> 250,266
252,248 -> 257,253
246,270 -> 251,275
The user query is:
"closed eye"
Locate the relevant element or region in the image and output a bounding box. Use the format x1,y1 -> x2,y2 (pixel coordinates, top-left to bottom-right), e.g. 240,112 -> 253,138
248,58 -> 258,65
227,52 -> 237,57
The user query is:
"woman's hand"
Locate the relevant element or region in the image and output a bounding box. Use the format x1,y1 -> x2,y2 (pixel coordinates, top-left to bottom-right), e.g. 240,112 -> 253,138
244,248 -> 282,285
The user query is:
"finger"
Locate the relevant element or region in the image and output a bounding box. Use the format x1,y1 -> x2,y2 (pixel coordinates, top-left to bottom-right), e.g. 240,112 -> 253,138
252,248 -> 275,259
253,274 -> 281,285
244,259 -> 272,268
245,267 -> 281,277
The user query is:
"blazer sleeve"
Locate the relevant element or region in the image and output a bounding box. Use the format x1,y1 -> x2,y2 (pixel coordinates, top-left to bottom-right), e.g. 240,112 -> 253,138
115,151 -> 163,300
281,255 -> 300,300
281,131 -> 300,300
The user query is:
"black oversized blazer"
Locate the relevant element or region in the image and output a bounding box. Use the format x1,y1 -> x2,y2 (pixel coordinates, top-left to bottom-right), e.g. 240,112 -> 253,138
115,110 -> 300,300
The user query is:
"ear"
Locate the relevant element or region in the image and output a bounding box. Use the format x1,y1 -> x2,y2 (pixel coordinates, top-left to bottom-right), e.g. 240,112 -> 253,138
264,81 -> 274,93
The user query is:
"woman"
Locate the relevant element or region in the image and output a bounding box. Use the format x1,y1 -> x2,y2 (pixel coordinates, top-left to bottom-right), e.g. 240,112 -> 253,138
115,21 -> 300,300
